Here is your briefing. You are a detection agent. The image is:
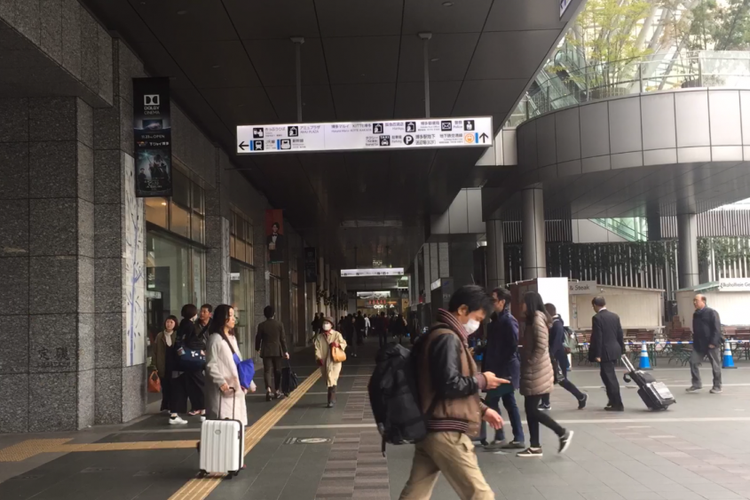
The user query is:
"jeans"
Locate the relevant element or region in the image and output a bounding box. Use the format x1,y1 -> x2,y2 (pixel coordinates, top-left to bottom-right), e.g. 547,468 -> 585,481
524,395 -> 566,448
485,392 -> 525,443
541,365 -> 585,405
690,347 -> 722,389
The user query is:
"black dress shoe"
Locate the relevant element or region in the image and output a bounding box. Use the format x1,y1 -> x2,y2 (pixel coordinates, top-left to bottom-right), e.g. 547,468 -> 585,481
605,406 -> 624,412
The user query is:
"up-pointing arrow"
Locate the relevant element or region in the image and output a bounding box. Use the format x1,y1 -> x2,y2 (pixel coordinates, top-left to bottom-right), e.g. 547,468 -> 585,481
479,133 -> 489,143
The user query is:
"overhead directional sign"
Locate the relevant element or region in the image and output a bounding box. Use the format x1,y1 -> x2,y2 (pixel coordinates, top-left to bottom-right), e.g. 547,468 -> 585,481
236,117 -> 493,155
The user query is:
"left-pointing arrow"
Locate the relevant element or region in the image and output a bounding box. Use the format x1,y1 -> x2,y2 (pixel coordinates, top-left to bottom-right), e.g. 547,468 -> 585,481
239,141 -> 248,150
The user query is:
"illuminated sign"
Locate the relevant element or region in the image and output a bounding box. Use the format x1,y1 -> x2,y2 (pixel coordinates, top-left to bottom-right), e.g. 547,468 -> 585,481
341,268 -> 404,278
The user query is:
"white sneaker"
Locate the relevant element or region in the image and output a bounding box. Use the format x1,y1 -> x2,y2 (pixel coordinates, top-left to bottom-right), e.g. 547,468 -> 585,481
169,416 -> 188,425
200,416 -> 206,422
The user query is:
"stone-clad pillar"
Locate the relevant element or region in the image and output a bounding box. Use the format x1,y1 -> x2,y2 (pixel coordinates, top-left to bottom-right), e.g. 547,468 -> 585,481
522,183 -> 546,279
677,212 -> 699,289
0,97 -> 96,433
486,219 -> 506,290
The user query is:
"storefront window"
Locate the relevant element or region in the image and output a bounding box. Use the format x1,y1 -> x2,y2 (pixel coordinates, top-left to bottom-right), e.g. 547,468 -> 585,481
231,261 -> 255,360
230,210 -> 253,265
145,197 -> 168,228
146,231 -> 206,338
170,201 -> 191,239
145,169 -> 205,243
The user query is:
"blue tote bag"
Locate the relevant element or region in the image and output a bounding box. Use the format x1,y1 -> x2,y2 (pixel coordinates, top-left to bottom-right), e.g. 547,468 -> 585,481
223,336 -> 255,389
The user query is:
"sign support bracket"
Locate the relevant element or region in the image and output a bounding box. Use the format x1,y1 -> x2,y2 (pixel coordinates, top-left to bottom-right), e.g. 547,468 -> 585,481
291,37 -> 305,122
419,32 -> 432,118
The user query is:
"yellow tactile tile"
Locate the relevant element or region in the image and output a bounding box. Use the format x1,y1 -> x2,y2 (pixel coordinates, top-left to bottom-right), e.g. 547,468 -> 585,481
168,369 -> 322,500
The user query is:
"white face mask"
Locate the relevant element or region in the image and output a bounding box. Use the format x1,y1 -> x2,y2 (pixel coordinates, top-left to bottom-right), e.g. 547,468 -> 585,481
463,319 -> 480,335
322,323 -> 332,332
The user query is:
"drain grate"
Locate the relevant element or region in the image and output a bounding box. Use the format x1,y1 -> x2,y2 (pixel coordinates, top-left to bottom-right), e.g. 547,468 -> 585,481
283,437 -> 332,445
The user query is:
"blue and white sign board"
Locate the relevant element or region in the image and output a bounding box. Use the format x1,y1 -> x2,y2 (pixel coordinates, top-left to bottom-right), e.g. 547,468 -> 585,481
560,0 -> 572,17
236,117 -> 493,154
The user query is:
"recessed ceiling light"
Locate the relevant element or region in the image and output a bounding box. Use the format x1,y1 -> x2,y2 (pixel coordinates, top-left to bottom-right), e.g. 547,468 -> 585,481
431,57 -> 439,62
442,1 -> 453,6
212,64 -> 221,69
177,10 -> 187,15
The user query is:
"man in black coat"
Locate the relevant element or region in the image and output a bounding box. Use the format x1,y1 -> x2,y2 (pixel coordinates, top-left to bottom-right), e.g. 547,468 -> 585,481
589,296 -> 625,411
688,294 -> 723,394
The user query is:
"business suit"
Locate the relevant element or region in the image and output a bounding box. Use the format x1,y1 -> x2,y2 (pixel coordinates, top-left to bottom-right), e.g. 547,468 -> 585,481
255,318 -> 288,394
589,308 -> 625,409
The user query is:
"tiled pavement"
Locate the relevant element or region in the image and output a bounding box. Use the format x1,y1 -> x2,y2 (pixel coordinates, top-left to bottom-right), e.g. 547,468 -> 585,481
3,337 -> 750,499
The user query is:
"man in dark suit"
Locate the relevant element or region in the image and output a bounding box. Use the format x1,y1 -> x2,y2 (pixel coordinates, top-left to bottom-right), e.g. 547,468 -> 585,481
589,296 -> 625,411
255,305 -> 290,401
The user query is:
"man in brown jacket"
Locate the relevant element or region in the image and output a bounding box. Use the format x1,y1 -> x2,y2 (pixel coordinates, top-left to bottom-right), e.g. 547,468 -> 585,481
255,305 -> 289,401
400,285 -> 505,500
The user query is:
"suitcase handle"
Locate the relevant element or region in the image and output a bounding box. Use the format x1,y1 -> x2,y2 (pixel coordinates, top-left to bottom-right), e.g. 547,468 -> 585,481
218,387 -> 236,420
620,354 -> 636,373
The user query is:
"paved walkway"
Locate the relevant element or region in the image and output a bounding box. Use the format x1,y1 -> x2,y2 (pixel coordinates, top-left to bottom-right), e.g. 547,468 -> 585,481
3,337 -> 750,500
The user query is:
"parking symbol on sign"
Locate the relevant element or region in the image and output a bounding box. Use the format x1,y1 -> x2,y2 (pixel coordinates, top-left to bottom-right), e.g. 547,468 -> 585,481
404,135 -> 414,146
253,140 -> 264,151
373,123 -> 384,134
380,136 -> 391,146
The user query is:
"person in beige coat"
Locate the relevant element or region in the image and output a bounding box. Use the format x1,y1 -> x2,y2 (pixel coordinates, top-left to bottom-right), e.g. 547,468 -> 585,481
205,305 -> 253,425
518,291 -> 573,458
314,316 -> 347,408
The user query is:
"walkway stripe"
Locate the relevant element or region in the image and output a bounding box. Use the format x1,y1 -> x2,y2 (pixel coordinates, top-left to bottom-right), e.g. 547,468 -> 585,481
168,369 -> 322,500
273,416 -> 750,431
0,438 -> 198,462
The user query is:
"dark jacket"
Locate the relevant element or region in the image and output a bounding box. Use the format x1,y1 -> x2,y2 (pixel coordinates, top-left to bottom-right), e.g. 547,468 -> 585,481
692,306 -> 722,354
355,315 -> 366,331
414,309 -> 487,437
549,315 -> 569,370
192,320 -> 210,350
255,318 -> 288,358
589,309 -> 625,362
482,308 -> 520,389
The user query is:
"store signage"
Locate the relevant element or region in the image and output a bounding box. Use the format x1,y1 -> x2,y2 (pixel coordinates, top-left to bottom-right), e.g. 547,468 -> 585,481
430,279 -> 442,291
569,281 -> 598,295
230,272 -> 240,281
237,117 -> 493,154
133,77 -> 172,198
718,278 -> 750,292
341,268 -> 404,278
356,291 -> 390,298
560,0 -> 572,17
304,247 -> 317,283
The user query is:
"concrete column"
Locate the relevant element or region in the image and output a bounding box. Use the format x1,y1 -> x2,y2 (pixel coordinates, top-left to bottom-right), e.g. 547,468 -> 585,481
413,254 -> 420,303
677,212 -> 699,288
522,184 -> 546,279
324,262 -> 331,316
317,257 -> 325,314
486,219 -> 506,290
422,245 -> 431,303
647,214 -> 661,241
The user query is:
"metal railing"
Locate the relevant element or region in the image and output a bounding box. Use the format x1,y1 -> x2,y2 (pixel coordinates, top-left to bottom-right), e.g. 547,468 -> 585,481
590,217 -> 648,242
508,51 -> 750,127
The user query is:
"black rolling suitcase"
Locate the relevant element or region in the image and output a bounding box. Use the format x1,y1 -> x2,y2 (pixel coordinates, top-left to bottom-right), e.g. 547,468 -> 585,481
621,355 -> 675,411
281,360 -> 298,396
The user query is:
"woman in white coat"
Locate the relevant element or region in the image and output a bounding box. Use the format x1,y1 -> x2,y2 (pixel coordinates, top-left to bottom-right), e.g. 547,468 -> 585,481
314,316 -> 347,408
205,304 -> 251,425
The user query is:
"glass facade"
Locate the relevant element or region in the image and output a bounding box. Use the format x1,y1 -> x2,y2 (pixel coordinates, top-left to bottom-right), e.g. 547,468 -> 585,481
231,260 -> 255,360
145,168 -> 206,343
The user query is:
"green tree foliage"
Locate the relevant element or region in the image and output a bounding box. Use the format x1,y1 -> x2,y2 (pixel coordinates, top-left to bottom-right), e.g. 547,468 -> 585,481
675,0 -> 750,50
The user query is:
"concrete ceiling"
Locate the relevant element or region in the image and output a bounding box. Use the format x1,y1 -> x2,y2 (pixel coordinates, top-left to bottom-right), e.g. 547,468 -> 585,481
82,0 -> 582,268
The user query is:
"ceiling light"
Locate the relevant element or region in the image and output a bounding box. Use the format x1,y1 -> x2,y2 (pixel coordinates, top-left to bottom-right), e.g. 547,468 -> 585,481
212,64 -> 221,69
442,1 -> 453,6
177,10 -> 187,15
161,202 -> 167,206
430,58 -> 439,62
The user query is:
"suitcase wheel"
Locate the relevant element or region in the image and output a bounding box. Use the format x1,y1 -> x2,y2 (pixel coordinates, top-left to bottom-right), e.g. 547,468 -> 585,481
234,470 -> 240,477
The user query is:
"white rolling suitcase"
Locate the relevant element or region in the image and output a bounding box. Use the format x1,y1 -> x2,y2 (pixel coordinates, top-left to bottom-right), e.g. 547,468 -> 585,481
199,389 -> 244,477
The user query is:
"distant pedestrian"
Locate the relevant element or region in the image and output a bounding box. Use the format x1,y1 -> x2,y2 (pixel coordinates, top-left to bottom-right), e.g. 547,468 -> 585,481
687,294 -> 723,394
517,291 -> 573,458
589,296 -> 625,411
314,316 -> 347,408
376,311 -> 388,348
154,315 -> 178,414
255,306 -> 290,401
355,311 -> 366,345
540,303 -> 587,411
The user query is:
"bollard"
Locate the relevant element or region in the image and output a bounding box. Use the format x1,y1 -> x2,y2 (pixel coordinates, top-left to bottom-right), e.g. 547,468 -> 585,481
722,341 -> 737,369
638,341 -> 652,370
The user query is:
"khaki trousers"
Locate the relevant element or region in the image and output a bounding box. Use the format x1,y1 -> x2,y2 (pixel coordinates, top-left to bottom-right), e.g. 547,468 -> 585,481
399,432 -> 494,500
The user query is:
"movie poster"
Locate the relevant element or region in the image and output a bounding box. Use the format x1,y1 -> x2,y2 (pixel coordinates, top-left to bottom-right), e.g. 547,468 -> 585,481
133,77 -> 172,198
265,209 -> 285,263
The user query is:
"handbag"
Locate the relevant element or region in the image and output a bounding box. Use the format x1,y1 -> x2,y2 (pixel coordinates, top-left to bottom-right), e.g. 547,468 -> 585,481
331,344 -> 347,363
148,371 -> 161,393
177,346 -> 206,371
223,336 -> 255,390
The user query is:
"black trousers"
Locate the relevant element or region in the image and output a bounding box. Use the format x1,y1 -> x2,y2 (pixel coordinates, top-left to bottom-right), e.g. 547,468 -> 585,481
600,360 -> 623,408
159,375 -> 172,412
170,372 -> 188,414
541,365 -> 585,405
264,356 -> 282,393
185,370 -> 205,411
524,395 -> 566,448
378,331 -> 387,348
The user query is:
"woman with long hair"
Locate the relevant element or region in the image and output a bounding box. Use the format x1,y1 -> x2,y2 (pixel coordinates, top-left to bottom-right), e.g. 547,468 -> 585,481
205,304 -> 250,425
314,316 -> 347,408
517,291 -> 574,457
